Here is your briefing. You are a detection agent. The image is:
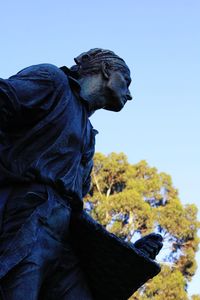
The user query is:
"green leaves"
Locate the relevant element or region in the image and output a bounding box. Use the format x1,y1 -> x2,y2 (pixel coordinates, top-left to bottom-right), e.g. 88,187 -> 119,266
133,265 -> 188,300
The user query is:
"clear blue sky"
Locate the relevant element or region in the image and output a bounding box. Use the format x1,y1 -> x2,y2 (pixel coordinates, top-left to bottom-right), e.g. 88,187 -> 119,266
1,0 -> 200,295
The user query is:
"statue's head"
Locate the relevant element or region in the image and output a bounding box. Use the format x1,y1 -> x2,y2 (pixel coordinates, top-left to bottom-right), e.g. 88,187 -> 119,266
70,48 -> 132,112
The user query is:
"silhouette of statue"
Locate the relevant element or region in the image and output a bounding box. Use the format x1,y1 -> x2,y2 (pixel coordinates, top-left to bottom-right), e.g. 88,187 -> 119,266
0,48 -> 162,299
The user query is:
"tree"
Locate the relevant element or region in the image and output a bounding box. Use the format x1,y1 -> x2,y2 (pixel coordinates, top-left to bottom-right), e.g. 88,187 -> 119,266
84,152 -> 200,300
191,296 -> 200,300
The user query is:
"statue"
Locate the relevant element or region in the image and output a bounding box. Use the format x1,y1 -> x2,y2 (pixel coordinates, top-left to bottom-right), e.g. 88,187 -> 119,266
0,48 -> 163,299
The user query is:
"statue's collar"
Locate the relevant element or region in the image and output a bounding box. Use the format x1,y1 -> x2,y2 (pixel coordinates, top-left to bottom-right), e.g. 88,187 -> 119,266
60,66 -> 81,92
60,66 -> 90,113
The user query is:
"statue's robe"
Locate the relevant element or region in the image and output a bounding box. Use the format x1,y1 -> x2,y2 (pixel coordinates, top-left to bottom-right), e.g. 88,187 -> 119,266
0,64 -> 160,299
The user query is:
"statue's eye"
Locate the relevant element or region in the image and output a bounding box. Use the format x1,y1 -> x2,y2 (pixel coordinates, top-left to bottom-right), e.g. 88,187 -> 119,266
124,76 -> 131,87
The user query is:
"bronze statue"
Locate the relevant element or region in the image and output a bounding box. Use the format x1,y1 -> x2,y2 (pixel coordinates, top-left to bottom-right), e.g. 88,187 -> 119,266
0,48 -> 163,299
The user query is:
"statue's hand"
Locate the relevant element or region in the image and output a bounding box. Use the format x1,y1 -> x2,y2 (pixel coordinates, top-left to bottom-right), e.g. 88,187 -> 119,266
134,233 -> 163,260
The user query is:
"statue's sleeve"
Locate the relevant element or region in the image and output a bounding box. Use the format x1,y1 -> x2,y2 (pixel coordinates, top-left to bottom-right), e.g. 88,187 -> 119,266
0,64 -> 66,129
82,160 -> 93,198
82,128 -> 98,198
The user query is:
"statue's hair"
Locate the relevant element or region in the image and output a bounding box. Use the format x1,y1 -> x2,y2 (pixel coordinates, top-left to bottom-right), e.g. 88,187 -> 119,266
70,48 -> 130,78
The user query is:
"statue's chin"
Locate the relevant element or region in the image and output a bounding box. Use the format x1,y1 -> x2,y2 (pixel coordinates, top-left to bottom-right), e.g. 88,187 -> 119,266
103,104 -> 124,112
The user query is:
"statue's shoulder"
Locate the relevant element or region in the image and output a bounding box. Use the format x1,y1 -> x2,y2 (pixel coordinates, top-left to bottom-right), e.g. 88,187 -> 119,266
15,63 -> 68,86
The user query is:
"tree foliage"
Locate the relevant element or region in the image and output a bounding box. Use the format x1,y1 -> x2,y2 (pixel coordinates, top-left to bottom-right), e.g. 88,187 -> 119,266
84,152 -> 200,300
191,296 -> 200,300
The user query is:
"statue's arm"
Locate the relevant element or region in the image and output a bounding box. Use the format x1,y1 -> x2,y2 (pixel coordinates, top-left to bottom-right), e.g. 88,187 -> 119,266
82,158 -> 93,198
81,128 -> 98,199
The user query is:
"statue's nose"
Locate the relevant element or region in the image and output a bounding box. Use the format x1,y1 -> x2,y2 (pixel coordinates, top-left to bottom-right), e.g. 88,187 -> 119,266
126,90 -> 133,101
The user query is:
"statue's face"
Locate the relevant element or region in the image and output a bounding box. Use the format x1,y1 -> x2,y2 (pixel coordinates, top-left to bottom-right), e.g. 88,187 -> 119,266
104,70 -> 132,111
78,65 -> 132,113
103,69 -> 132,112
